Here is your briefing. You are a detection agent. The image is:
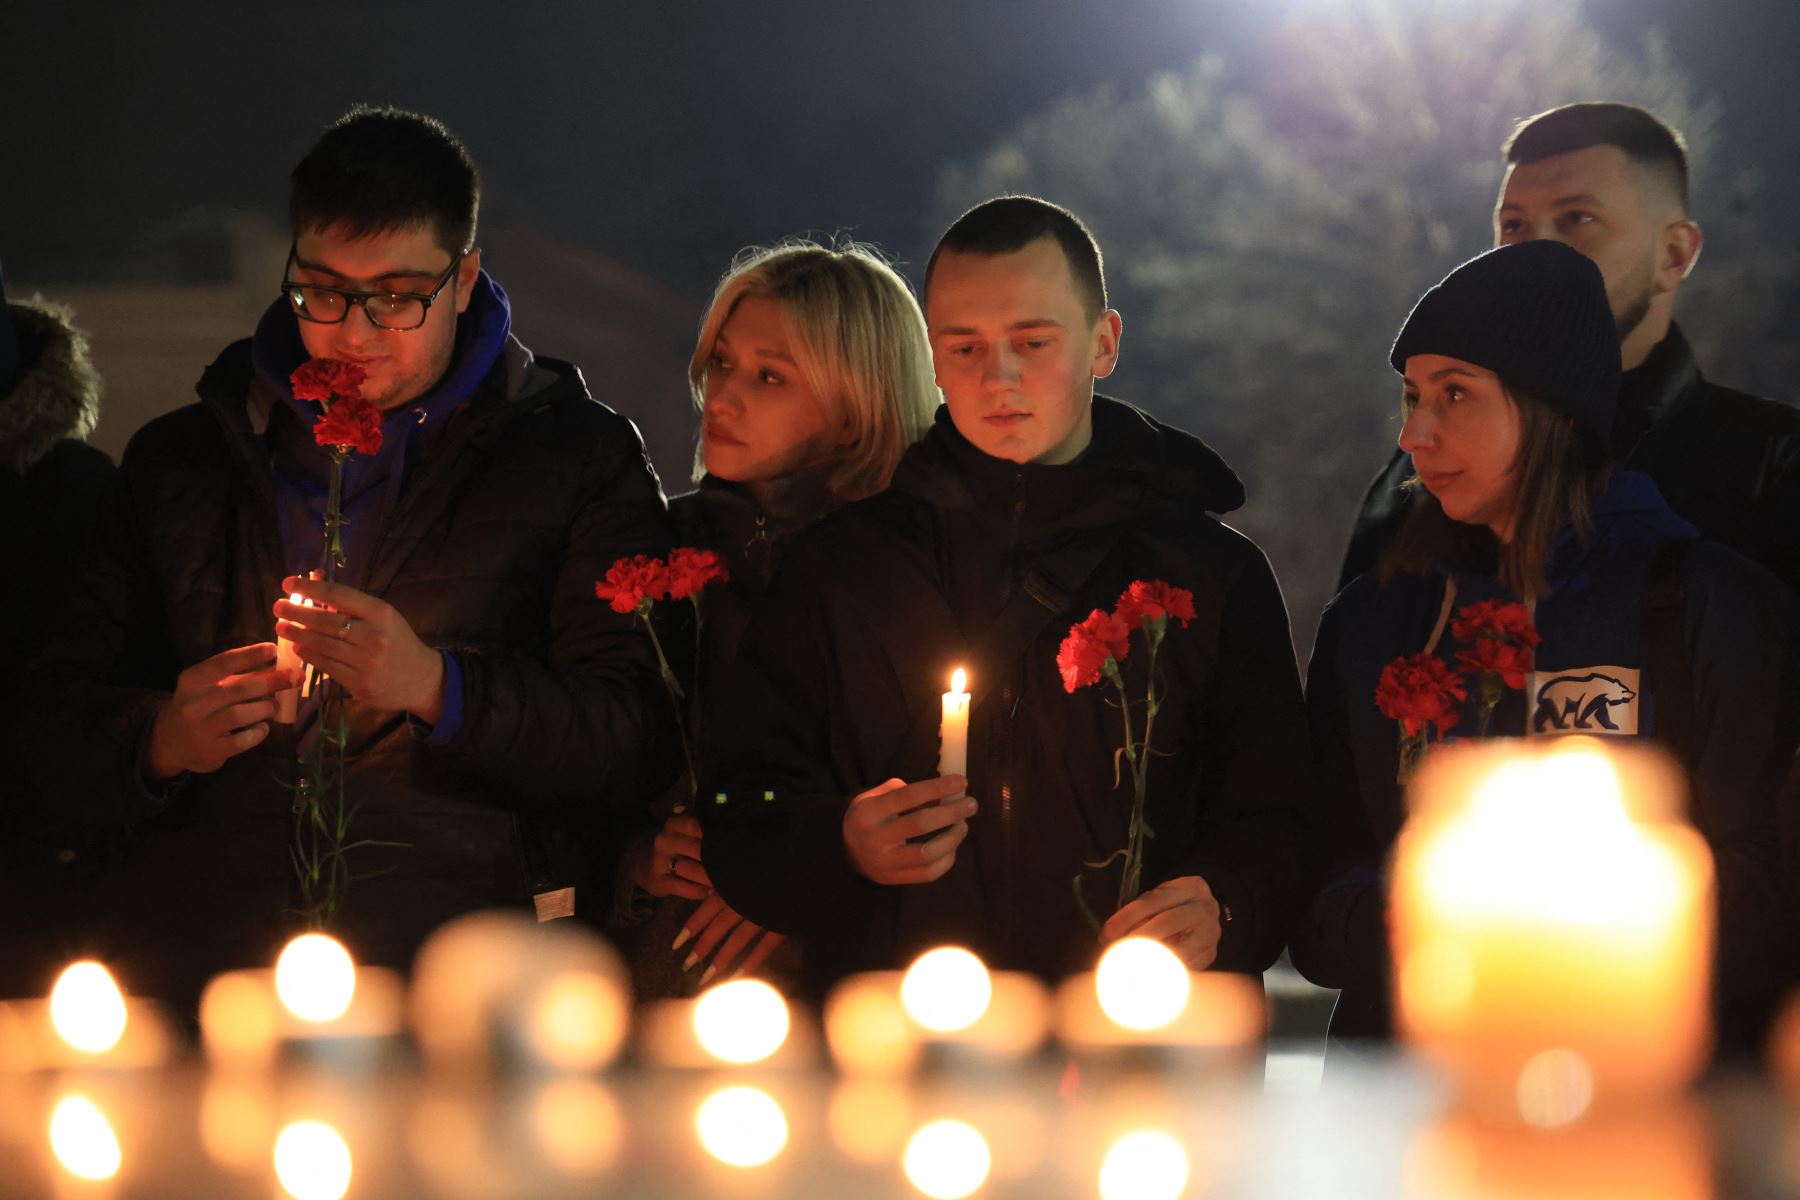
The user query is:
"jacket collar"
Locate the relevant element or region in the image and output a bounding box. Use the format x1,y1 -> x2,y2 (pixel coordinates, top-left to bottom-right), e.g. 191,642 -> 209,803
1614,323 -> 1702,459
889,394 -> 1245,543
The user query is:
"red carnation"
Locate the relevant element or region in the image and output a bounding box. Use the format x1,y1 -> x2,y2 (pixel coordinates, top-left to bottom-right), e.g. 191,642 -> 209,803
290,358 -> 367,406
1057,608 -> 1132,693
311,393 -> 384,456
1456,639 -> 1535,691
1450,599 -> 1542,648
595,554 -> 671,614
665,547 -> 729,600
1114,579 -> 1197,631
1374,652 -> 1467,739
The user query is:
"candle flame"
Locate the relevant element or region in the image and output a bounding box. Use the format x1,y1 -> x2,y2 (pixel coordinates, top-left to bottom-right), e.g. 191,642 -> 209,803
694,979 -> 791,1064
275,933 -> 356,1023
949,667 -> 967,695
900,946 -> 992,1033
49,961 -> 128,1054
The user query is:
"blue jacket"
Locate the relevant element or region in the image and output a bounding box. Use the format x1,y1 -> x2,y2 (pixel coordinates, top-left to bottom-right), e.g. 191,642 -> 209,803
1293,470 -> 1800,1056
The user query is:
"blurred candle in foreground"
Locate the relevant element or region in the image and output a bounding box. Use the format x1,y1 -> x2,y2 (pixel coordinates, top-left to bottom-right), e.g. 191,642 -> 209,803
901,947 -> 991,1033
939,668 -> 970,784
904,1119 -> 991,1200
695,1085 -> 789,1168
1392,738 -> 1712,1114
1096,938 -> 1190,1032
49,1094 -> 122,1182
275,934 -> 356,1023
275,1120 -> 353,1200
693,979 -> 790,1064
49,962 -> 127,1054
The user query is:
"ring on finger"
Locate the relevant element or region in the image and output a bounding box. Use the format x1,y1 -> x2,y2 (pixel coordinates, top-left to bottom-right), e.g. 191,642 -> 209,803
337,617 -> 354,637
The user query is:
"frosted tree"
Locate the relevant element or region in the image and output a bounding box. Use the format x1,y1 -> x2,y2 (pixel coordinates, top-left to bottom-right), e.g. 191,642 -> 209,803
934,0 -> 1790,657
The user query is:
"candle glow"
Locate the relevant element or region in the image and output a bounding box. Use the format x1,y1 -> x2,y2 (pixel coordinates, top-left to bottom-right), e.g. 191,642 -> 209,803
900,947 -> 992,1033
903,1119 -> 991,1200
275,1120 -> 353,1200
693,979 -> 791,1064
1393,739 -> 1713,1109
49,961 -> 128,1054
49,1094 -> 122,1182
275,934 -> 356,1023
1095,937 -> 1190,1031
1099,1130 -> 1190,1200
695,1086 -> 789,1168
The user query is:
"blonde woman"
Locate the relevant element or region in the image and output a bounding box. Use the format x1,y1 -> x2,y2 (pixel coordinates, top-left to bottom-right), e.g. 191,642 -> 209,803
623,240 -> 938,995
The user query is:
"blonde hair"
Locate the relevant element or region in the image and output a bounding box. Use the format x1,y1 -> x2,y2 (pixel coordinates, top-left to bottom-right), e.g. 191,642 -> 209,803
690,239 -> 940,500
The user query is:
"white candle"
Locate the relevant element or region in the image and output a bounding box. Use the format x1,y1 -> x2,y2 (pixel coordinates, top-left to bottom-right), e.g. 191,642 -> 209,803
274,591 -> 308,723
939,668 -> 970,784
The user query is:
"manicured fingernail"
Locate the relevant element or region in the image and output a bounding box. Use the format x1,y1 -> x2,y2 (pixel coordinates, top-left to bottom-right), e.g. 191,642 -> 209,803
682,952 -> 699,972
700,965 -> 716,987
671,928 -> 693,952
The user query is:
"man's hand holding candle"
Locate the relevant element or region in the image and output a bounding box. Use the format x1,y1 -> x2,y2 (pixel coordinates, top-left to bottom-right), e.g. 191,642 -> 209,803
842,775 -> 975,886
273,576 -> 446,723
144,644 -> 299,780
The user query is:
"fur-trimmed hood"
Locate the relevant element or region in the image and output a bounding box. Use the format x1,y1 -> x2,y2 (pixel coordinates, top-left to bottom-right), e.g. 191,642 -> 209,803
0,300 -> 102,475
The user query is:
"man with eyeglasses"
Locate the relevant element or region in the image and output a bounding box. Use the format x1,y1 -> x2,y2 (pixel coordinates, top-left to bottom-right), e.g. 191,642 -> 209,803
22,107 -> 680,1009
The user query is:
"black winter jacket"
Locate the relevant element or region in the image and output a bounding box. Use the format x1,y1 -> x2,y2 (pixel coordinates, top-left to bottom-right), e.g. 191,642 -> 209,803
701,398 -> 1315,994
0,299 -> 114,999
1339,325 -> 1800,595
21,334 -> 678,1007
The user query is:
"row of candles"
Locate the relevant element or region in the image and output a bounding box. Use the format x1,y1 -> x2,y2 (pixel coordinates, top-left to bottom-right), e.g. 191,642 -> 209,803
3,926 -> 1237,1199
0,731 -> 1786,1196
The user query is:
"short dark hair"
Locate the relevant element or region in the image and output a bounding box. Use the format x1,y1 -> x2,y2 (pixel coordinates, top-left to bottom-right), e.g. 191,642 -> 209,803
1503,102 -> 1689,213
925,195 -> 1107,320
289,106 -> 481,254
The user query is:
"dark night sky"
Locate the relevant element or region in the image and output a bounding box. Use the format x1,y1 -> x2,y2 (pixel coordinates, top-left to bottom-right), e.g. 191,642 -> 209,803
4,0 -> 1797,301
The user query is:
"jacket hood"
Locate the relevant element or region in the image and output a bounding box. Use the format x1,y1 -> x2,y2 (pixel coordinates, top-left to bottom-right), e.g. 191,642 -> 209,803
0,300 -> 102,475
1537,468 -> 1696,589
889,394 -> 1244,537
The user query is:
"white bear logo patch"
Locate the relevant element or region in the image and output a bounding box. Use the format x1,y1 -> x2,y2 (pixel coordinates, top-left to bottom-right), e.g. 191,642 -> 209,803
1529,665 -> 1640,736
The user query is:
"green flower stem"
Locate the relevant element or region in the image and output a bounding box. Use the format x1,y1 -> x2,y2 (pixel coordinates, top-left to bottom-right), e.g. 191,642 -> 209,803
639,608 -> 698,798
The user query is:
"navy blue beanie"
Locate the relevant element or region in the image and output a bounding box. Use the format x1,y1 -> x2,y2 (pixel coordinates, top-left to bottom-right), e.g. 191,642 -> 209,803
0,261 -> 19,396
1390,240 -> 1621,447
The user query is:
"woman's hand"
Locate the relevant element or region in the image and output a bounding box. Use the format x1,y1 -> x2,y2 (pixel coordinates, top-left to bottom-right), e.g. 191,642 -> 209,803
633,810 -> 712,901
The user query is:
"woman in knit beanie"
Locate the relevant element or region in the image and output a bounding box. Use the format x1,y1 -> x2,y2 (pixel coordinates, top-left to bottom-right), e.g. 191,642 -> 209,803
1289,240 -> 1800,1064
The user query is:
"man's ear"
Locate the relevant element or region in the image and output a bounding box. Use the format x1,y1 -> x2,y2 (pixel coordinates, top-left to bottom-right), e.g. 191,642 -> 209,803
1090,310 -> 1123,380
1659,220 -> 1702,292
454,247 -> 483,313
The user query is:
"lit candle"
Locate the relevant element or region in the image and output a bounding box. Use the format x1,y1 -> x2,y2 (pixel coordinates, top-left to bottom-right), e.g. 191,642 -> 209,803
1391,738 -> 1712,1115
199,935 -> 404,1069
0,961 -> 174,1071
1052,937 -> 1264,1059
939,668 -> 970,788
274,591 -> 310,723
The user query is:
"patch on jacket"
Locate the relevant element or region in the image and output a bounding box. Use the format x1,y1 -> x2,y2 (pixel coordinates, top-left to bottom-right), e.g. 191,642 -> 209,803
1529,666 -> 1640,736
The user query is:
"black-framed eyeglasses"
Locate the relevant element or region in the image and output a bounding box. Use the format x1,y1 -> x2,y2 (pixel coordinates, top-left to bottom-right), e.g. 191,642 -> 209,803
280,244 -> 464,331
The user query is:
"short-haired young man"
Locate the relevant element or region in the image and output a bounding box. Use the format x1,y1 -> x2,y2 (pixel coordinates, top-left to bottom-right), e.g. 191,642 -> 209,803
23,108 -> 677,1006
701,196 -> 1312,993
1339,102 -> 1800,596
